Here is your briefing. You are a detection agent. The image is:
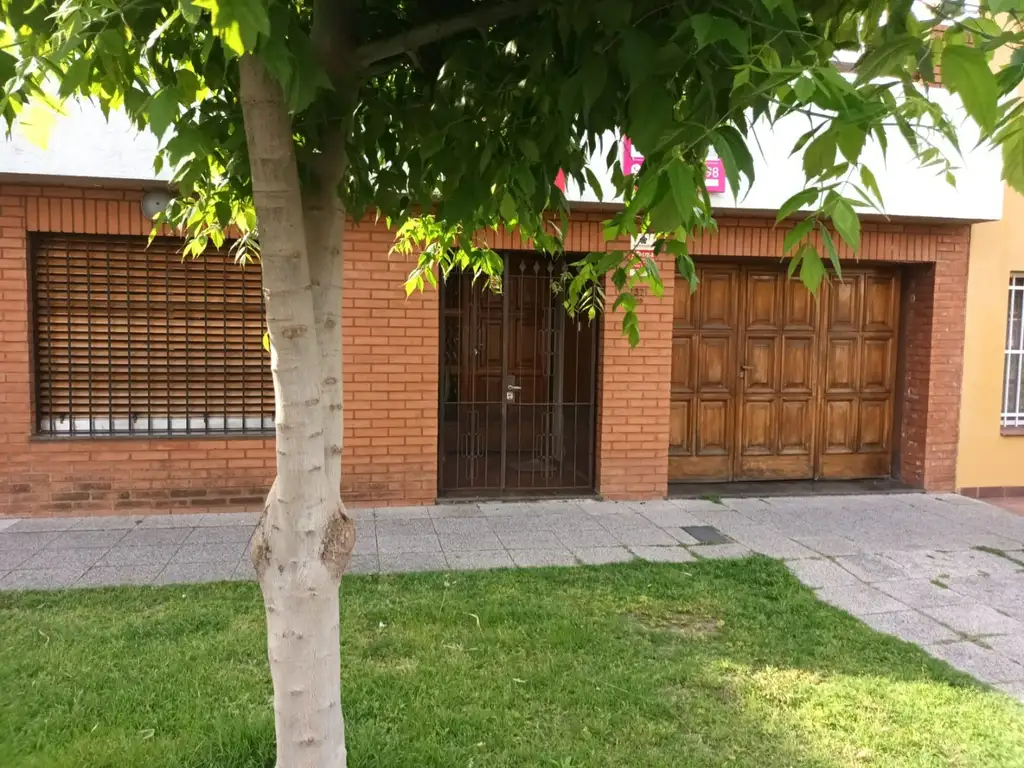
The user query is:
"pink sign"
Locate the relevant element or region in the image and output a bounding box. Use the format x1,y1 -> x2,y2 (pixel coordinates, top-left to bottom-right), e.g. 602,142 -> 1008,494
622,137 -> 726,194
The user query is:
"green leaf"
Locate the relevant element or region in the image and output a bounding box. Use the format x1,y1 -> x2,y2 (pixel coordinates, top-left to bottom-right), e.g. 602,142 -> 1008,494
783,217 -> 815,254
835,124 -> 867,164
711,125 -> 754,198
1001,124 -> 1024,195
180,0 -> 202,24
519,138 -> 540,163
499,193 -> 517,223
690,14 -> 748,54
0,51 -> 15,88
796,243 -> 826,294
195,0 -> 271,56
942,44 -> 999,131
793,76 -> 815,101
581,53 -> 608,113
859,166 -> 883,208
58,56 -> 92,98
667,160 -> 697,219
855,36 -> 919,84
776,188 -> 818,222
802,133 -> 836,179
819,224 -> 842,278
147,88 -> 179,140
831,197 -> 861,253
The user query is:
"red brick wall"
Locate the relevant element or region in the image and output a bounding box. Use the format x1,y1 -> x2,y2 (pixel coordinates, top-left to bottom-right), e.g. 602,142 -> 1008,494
0,183 -> 438,516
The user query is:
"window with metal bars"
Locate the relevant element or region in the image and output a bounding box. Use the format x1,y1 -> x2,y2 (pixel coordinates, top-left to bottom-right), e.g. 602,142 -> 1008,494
1003,274 -> 1024,430
32,234 -> 274,437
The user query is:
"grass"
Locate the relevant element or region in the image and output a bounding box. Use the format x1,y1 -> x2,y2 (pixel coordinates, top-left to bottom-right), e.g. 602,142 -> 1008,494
2,558 -> 1024,768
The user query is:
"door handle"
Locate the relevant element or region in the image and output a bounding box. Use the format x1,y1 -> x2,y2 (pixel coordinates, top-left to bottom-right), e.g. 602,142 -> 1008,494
507,385 -> 522,391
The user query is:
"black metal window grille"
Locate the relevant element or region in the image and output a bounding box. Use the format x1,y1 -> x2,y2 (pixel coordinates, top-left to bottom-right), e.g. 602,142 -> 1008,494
32,234 -> 274,437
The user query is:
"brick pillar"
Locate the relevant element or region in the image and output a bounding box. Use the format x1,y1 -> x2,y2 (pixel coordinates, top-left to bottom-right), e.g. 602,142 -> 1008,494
596,256 -> 674,500
898,230 -> 970,491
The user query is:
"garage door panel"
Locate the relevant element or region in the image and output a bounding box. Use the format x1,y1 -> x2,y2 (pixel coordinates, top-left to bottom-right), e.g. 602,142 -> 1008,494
743,336 -> 777,393
828,276 -> 861,331
698,336 -> 733,392
784,278 -> 816,330
858,397 -> 891,453
822,398 -> 858,454
699,270 -> 737,329
864,274 -> 898,332
825,337 -> 858,392
779,399 -> 813,454
697,399 -> 731,456
669,400 -> 692,454
671,337 -> 694,393
739,399 -> 775,456
745,272 -> 780,328
781,336 -> 814,393
861,338 -> 892,392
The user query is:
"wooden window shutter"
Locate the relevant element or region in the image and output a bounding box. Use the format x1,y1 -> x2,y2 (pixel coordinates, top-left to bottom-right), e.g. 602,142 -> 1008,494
32,234 -> 274,436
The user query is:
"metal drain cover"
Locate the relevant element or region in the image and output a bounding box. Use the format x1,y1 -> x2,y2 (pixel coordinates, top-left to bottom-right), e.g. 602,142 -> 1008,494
682,526 -> 732,545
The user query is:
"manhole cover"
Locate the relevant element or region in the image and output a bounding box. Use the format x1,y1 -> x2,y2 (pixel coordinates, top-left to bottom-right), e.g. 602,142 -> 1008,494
682,525 -> 732,545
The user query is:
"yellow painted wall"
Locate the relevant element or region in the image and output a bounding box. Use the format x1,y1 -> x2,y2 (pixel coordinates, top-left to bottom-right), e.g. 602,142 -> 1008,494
956,186 -> 1024,489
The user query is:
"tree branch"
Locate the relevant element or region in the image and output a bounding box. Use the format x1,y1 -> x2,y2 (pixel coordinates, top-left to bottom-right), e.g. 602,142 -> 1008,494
355,0 -> 541,67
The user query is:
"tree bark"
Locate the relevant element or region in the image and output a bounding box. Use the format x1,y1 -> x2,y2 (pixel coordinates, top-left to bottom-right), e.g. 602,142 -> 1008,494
239,54 -> 355,768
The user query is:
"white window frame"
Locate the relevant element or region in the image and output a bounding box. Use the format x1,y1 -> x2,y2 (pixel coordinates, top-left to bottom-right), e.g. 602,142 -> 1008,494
1003,274 -> 1024,430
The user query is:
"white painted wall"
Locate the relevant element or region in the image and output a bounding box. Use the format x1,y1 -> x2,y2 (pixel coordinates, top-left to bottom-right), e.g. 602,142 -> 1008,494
0,90 -> 1004,221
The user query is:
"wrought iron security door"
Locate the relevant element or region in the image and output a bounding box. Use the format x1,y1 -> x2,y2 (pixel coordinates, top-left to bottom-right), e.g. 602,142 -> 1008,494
438,253 -> 597,496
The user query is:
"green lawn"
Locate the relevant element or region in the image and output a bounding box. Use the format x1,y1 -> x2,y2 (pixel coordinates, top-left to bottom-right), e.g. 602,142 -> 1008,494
2,559 -> 1023,768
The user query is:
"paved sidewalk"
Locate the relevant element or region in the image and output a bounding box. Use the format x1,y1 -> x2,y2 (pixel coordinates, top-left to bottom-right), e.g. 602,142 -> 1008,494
4,493 -> 1024,699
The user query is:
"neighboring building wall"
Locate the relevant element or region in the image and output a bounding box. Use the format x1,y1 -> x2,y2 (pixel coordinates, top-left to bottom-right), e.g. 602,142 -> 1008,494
957,186 -> 1024,498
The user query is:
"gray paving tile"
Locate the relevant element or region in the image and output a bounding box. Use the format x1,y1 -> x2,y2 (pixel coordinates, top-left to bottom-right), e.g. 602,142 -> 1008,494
73,516 -> 142,530
196,512 -> 260,527
351,527 -> 377,556
495,530 -> 566,550
431,517 -> 492,536
376,518 -> 436,537
985,635 -> 1024,666
602,524 -> 678,547
922,604 -> 1024,636
0,532 -> 60,552
508,549 -> 577,567
345,554 -> 378,574
376,534 -> 441,554
691,543 -> 751,560
77,565 -> 163,587
631,546 -> 695,563
50,529 -> 128,549
574,546 -> 635,565
786,558 -> 860,588
340,506 -> 374,521
184,526 -> 254,544
995,681 -> 1024,702
0,549 -> 35,570
729,529 -> 817,559
926,641 -> 1024,684
556,528 -> 622,549
428,503 -> 484,518
633,506 -> 703,529
662,527 -> 701,545
171,542 -> 248,564
793,535 -> 864,556
445,550 -> 515,570
438,532 -> 503,552
20,547 -> 107,570
0,566 -> 88,589
375,505 -> 435,520
816,583 -> 909,615
873,578 -> 973,610
233,560 -> 258,580
138,514 -> 209,528
677,499 -> 739,516
834,553 -> 909,582
97,544 -> 180,568
155,560 -> 239,585
121,527 -> 194,546
4,517 -> 84,532
379,551 -> 447,573
0,519 -> 18,532
861,609 -> 960,645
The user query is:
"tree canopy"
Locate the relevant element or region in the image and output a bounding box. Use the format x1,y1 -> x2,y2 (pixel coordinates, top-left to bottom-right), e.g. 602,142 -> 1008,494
2,0 -> 1024,337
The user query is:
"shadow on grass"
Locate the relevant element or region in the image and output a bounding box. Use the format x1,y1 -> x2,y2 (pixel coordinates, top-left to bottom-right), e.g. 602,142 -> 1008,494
1,558 -> 1023,767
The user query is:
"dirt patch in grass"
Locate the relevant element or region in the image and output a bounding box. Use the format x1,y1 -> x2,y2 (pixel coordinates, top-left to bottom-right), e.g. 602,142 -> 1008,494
629,609 -> 723,637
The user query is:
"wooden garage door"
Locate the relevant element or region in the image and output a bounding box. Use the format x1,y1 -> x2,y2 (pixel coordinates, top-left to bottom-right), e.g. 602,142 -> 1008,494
669,264 -> 899,482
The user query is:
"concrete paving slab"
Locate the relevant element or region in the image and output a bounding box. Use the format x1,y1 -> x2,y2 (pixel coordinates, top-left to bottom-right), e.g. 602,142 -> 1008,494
508,549 -> 577,568
156,561 -> 238,585
77,565 -> 163,587
376,534 -> 441,554
183,526 -> 254,544
20,547 -> 107,571
121,527 -> 193,546
49,529 -> 128,549
816,583 -> 908,615
0,518 -> 19,532
97,544 -> 180,568
873,578 -> 973,610
926,641 -> 1024,684
196,512 -> 260,527
376,518 -> 436,537
834,553 -> 909,582
994,681 -> 1024,702
73,516 -> 142,530
171,542 -> 248,564
379,551 -> 447,573
444,550 -> 515,570
861,609 -> 960,645
691,543 -> 751,560
794,535 -> 863,556
137,514 -> 209,528
601,524 -> 678,547
630,546 -> 695,563
431,517 -> 493,536
556,528 -> 622,549
0,566 -> 88,589
4,517 -> 84,533
985,635 -> 1024,666
633,506 -> 703,529
786,558 -> 860,588
438,532 -> 504,552
0,532 -> 60,552
922,603 -> 1024,637
574,546 -> 634,565
495,530 -> 566,550
346,555 -> 378,574
376,505 -> 435,520
0,549 -> 36,570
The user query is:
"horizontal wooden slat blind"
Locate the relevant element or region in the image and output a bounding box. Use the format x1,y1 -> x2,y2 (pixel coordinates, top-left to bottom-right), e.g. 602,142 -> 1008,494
33,234 -> 274,436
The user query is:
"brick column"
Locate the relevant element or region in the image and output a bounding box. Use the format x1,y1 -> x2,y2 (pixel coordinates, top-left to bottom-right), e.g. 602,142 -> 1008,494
898,230 -> 970,491
595,256 -> 675,500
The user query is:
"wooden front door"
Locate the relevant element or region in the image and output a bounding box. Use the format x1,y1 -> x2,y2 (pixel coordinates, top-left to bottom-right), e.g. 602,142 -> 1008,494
669,264 -> 900,483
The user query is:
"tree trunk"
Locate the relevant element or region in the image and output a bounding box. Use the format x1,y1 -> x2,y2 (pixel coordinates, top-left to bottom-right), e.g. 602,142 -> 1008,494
239,54 -> 355,768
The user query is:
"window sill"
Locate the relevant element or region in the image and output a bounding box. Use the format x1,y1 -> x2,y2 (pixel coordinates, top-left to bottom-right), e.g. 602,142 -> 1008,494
1001,427 -> 1024,437
31,431 -> 275,442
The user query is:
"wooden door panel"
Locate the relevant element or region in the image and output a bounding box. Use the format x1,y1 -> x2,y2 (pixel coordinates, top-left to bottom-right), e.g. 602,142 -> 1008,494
669,266 -> 738,482
824,338 -> 858,392
779,399 -> 813,454
858,397 -> 891,452
822,399 -> 858,454
828,277 -> 860,330
699,270 -> 737,329
743,336 -> 777,393
745,272 -> 780,328
739,400 -> 775,455
861,338 -> 892,392
864,275 -> 898,332
671,337 -> 694,392
698,336 -> 732,392
784,279 -> 816,329
781,337 -> 814,393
